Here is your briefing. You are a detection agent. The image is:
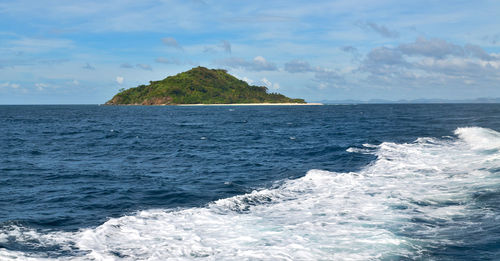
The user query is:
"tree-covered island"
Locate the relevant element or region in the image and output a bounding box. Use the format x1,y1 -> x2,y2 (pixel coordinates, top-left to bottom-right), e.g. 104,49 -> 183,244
105,66 -> 306,105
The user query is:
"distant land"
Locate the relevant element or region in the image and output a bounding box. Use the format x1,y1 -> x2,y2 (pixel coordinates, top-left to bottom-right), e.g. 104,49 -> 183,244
315,98 -> 500,104
105,67 -> 306,105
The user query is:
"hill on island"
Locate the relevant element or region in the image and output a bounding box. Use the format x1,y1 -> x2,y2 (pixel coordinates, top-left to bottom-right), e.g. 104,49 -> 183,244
105,67 -> 306,105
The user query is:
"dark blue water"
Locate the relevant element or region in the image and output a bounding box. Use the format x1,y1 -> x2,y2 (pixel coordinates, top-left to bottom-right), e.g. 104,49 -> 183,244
1,104 -> 500,260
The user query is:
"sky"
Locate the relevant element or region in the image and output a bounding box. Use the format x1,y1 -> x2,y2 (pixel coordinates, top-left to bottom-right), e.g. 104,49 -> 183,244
0,0 -> 499,104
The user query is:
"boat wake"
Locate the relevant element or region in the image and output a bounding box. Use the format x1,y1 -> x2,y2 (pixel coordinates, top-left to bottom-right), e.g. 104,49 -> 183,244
1,127 -> 500,260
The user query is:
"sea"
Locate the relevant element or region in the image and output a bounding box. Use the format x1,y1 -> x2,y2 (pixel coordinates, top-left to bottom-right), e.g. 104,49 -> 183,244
1,104 -> 500,260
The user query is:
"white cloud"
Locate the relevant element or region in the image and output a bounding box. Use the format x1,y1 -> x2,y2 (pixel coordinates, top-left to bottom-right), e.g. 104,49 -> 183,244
242,77 -> 253,85
313,67 -> 344,89
253,56 -> 266,64
357,38 -> 500,89
252,56 -> 278,71
261,77 -> 272,87
398,37 -> 464,59
1,1 -> 499,102
260,78 -> 280,90
0,82 -> 20,89
116,76 -> 124,84
283,59 -> 345,88
35,83 -> 48,90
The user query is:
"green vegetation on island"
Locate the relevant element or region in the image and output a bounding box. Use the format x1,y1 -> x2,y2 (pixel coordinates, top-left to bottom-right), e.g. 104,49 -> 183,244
105,67 -> 306,105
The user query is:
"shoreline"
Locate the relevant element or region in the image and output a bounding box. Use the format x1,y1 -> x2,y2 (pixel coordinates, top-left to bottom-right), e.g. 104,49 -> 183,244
103,103 -> 323,106
176,103 -> 323,106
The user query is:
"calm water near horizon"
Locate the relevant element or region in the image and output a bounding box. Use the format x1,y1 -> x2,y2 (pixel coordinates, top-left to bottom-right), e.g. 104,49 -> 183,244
1,104 -> 500,260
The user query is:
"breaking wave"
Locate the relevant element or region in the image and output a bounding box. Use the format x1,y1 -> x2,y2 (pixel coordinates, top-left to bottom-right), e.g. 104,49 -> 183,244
2,127 -> 500,260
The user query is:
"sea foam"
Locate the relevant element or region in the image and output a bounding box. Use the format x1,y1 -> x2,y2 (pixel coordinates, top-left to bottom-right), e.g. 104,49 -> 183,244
1,127 -> 500,260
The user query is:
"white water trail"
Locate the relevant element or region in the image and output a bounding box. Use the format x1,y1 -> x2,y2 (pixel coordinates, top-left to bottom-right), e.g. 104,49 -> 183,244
1,127 -> 500,260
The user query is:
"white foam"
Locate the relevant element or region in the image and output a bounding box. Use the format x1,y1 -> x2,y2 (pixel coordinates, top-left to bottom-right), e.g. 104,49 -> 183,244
346,147 -> 372,153
455,127 -> 500,151
2,127 -> 500,260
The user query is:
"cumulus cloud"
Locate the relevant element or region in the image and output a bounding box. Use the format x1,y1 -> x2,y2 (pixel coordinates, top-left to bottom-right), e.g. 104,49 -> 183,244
358,37 -> 500,88
360,47 -> 409,74
284,59 -> 314,73
162,37 -> 182,50
360,38 -> 499,77
252,56 -> 277,71
398,37 -> 464,59
483,33 -> 500,45
360,37 -> 498,68
312,68 -> 345,89
356,21 -> 399,38
464,44 -> 496,61
367,47 -> 406,65
116,76 -> 124,84
261,78 -> 271,86
415,57 -> 500,78
242,77 -> 253,85
136,64 -> 152,71
283,59 -> 344,88
260,78 -> 280,90
219,56 -> 277,71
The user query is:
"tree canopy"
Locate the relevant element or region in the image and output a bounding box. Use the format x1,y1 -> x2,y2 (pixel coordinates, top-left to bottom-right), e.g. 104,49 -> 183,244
105,67 -> 305,105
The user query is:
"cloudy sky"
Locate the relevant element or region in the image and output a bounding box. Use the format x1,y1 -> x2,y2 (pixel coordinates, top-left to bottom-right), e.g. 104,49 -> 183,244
1,0 -> 499,104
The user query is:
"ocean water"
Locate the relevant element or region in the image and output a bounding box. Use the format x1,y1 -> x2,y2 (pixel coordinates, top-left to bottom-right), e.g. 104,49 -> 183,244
1,104 -> 500,260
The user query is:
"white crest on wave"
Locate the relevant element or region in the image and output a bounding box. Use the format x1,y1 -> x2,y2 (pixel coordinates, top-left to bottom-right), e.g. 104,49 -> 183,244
2,127 -> 500,260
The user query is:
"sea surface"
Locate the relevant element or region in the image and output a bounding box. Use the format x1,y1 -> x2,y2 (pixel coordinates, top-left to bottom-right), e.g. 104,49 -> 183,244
1,104 -> 500,260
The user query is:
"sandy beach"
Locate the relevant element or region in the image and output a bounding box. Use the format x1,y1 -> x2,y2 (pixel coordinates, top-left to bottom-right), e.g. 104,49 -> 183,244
176,103 -> 323,106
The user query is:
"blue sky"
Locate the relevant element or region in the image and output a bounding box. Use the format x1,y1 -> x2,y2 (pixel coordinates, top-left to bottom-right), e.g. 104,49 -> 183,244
0,0 -> 499,104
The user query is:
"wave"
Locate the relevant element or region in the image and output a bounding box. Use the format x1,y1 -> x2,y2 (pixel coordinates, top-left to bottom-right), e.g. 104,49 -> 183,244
1,127 -> 500,260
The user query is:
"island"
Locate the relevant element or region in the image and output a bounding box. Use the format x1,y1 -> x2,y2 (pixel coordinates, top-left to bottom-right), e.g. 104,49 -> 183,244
105,66 -> 316,105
